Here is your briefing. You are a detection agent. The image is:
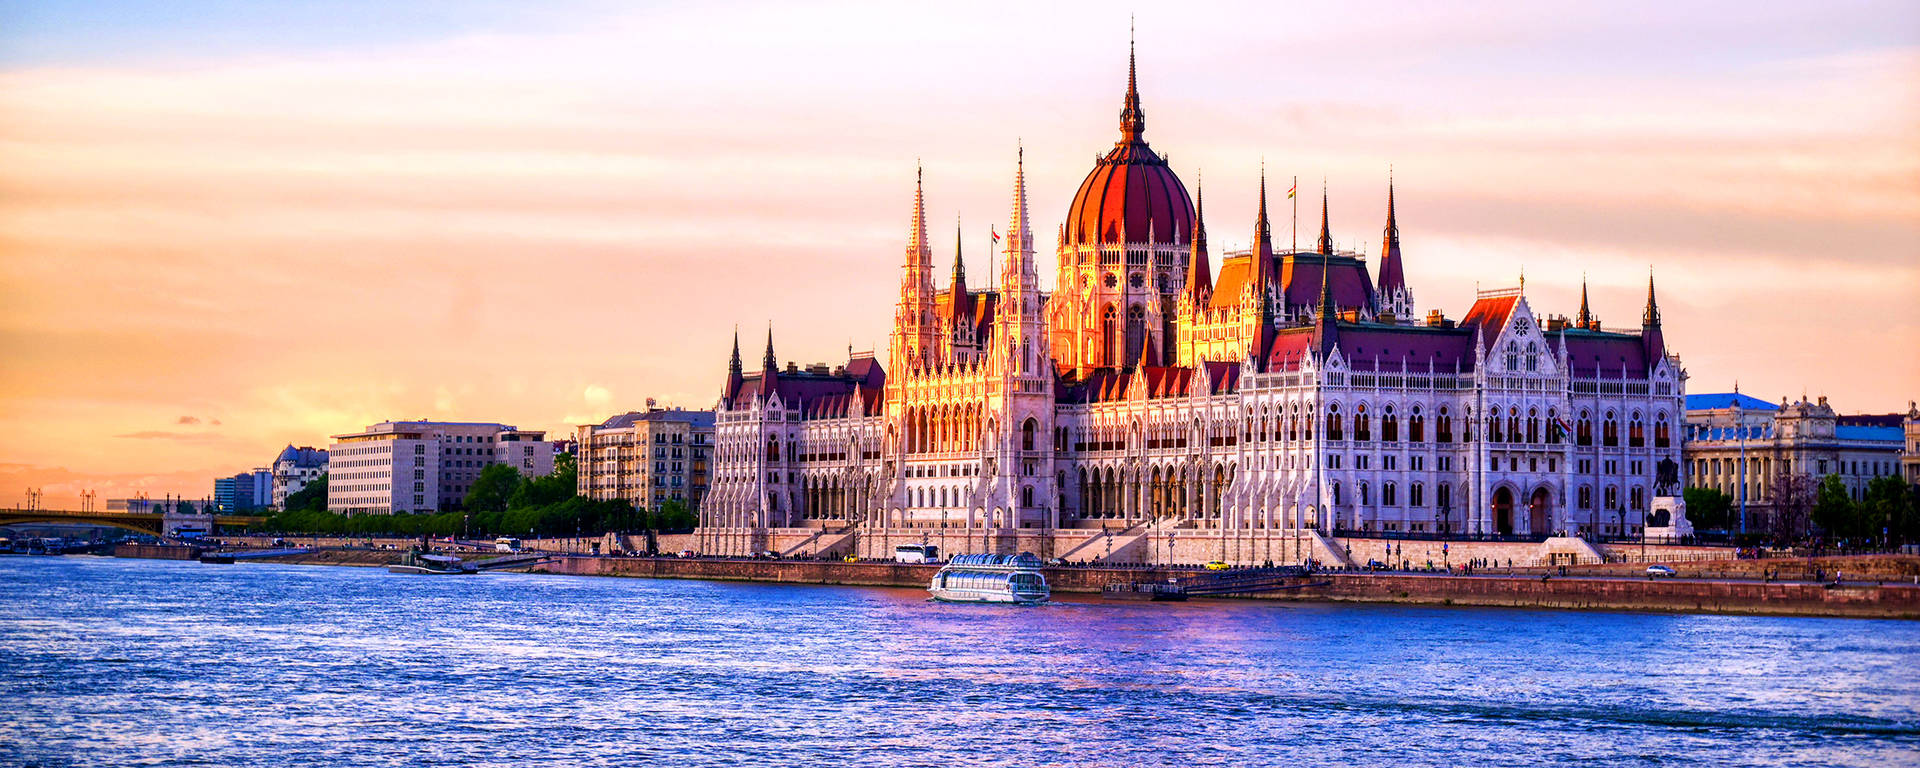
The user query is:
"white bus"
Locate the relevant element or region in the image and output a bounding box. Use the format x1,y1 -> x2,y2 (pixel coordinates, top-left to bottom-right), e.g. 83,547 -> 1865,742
894,544 -> 939,564
494,537 -> 523,553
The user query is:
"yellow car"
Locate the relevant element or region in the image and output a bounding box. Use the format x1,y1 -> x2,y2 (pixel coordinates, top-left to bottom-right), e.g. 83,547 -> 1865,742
1205,561 -> 1230,571
843,555 -> 859,563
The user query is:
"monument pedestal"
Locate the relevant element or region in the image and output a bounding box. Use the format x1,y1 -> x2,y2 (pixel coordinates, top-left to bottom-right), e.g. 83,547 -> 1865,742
1644,496 -> 1692,541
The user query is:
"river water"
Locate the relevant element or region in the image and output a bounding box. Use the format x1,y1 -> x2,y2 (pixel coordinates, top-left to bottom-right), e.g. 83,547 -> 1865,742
0,556 -> 1915,767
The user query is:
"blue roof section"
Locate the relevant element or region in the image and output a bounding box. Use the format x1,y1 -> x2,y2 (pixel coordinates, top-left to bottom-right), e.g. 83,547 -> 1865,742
1687,393 -> 1777,411
1836,425 -> 1902,444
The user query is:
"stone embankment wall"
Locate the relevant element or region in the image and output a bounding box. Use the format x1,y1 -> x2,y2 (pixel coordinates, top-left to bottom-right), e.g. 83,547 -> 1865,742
533,556 -> 1920,619
113,544 -> 200,560
1301,573 -> 1919,619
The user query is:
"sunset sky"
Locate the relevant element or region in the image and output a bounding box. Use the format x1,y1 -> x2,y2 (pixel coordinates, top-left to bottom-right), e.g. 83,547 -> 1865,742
1,0 -> 1916,507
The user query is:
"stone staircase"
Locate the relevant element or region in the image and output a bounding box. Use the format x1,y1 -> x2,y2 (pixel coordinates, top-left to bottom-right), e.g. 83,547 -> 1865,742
1054,522 -> 1150,564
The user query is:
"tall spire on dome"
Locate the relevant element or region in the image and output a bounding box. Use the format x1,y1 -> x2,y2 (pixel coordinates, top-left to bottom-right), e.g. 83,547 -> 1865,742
1119,19 -> 1145,143
762,325 -> 778,372
1316,180 -> 1333,256
1251,163 -> 1276,310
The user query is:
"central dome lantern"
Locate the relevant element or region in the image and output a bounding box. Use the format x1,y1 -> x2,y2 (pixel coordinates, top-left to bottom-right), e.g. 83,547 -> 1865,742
1063,43 -> 1195,247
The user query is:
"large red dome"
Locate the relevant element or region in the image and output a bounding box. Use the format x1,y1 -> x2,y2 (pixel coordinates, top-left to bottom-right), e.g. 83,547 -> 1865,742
1065,142 -> 1194,247
1063,53 -> 1194,247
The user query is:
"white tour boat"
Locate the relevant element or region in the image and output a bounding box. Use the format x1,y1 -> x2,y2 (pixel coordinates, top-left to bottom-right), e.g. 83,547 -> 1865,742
928,552 -> 1050,605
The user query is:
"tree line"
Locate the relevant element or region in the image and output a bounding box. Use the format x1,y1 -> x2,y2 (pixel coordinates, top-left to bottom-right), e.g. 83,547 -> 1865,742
1686,473 -> 1916,545
262,454 -> 697,537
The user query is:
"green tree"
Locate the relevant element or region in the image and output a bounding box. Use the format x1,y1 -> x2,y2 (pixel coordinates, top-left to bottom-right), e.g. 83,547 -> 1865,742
1861,475 -> 1915,544
654,498 -> 697,531
175,500 -> 197,515
284,473 -> 328,512
1682,486 -> 1734,531
465,464 -> 523,514
1811,474 -> 1857,538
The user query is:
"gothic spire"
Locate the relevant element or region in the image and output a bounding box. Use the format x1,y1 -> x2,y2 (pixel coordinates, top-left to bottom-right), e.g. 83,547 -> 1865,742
1316,180 -> 1333,256
1577,274 -> 1593,328
952,214 -> 966,294
1250,163 -> 1276,314
762,325 -> 777,372
1186,173 -> 1213,301
1376,173 -> 1408,308
728,326 -> 742,379
1643,270 -> 1661,327
1119,21 -> 1145,143
909,163 -> 928,260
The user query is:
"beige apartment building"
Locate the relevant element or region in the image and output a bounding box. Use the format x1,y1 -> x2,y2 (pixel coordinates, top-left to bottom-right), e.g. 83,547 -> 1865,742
576,407 -> 714,511
328,420 -> 554,515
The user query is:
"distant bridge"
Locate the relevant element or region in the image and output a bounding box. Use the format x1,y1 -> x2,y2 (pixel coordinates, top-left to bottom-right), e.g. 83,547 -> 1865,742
0,508 -> 268,538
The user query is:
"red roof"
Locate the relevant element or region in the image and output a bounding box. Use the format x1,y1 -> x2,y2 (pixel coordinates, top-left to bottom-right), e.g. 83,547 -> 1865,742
1065,142 -> 1193,246
1461,294 -> 1519,351
1210,253 -> 1377,314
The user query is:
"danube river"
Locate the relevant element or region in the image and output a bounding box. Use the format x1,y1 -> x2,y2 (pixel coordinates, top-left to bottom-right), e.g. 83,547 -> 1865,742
1,557 -> 1916,767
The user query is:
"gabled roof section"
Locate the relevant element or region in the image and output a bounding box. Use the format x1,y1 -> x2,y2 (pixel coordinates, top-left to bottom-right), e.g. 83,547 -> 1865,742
1461,292 -> 1520,350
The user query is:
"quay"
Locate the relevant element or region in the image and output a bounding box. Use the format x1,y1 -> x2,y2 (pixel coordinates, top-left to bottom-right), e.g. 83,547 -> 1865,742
95,539 -> 1920,619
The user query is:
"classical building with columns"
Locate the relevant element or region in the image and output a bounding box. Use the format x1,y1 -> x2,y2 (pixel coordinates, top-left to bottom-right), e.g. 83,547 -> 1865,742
698,47 -> 1685,561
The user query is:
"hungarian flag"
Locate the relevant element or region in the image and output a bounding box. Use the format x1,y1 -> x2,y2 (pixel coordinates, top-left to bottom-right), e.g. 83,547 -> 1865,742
991,228 -> 1001,245
1287,181 -> 1297,199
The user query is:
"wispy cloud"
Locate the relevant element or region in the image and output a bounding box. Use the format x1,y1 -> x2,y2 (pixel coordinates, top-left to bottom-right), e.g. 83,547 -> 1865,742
115,431 -> 223,441
0,1 -> 1915,507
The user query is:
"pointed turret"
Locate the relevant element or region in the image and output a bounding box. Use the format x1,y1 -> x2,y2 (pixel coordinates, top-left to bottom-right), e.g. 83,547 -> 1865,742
1313,249 -> 1340,358
1185,176 -> 1212,302
951,215 -> 967,296
723,327 -> 745,404
728,327 -> 742,379
1576,275 -> 1594,329
894,164 -> 937,367
1376,175 -> 1408,315
1250,165 -> 1276,312
999,145 -> 1043,377
1641,269 -> 1665,364
1316,182 -> 1333,256
1642,271 -> 1661,327
757,325 -> 779,398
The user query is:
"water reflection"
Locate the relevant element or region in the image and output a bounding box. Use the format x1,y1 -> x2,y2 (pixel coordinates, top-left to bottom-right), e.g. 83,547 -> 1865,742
0,557 -> 1915,768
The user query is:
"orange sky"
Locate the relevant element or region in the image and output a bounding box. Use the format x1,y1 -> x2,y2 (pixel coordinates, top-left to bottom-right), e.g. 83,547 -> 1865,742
1,2 -> 1916,507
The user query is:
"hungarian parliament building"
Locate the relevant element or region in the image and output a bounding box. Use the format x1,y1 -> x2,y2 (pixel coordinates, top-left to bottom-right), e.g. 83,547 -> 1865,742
699,50 -> 1685,551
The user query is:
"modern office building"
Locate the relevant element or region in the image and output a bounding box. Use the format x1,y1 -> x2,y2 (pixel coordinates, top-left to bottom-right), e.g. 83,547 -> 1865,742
576,407 -> 714,510
213,468 -> 271,513
326,421 -> 554,515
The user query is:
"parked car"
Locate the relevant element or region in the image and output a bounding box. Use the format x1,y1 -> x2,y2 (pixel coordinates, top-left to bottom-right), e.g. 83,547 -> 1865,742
1205,561 -> 1230,571
1045,557 -> 1066,566
677,550 -> 696,558
1646,564 -> 1677,578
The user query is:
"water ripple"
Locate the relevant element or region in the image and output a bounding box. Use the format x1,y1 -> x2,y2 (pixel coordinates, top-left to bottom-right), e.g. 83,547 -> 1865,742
0,557 -> 1916,768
